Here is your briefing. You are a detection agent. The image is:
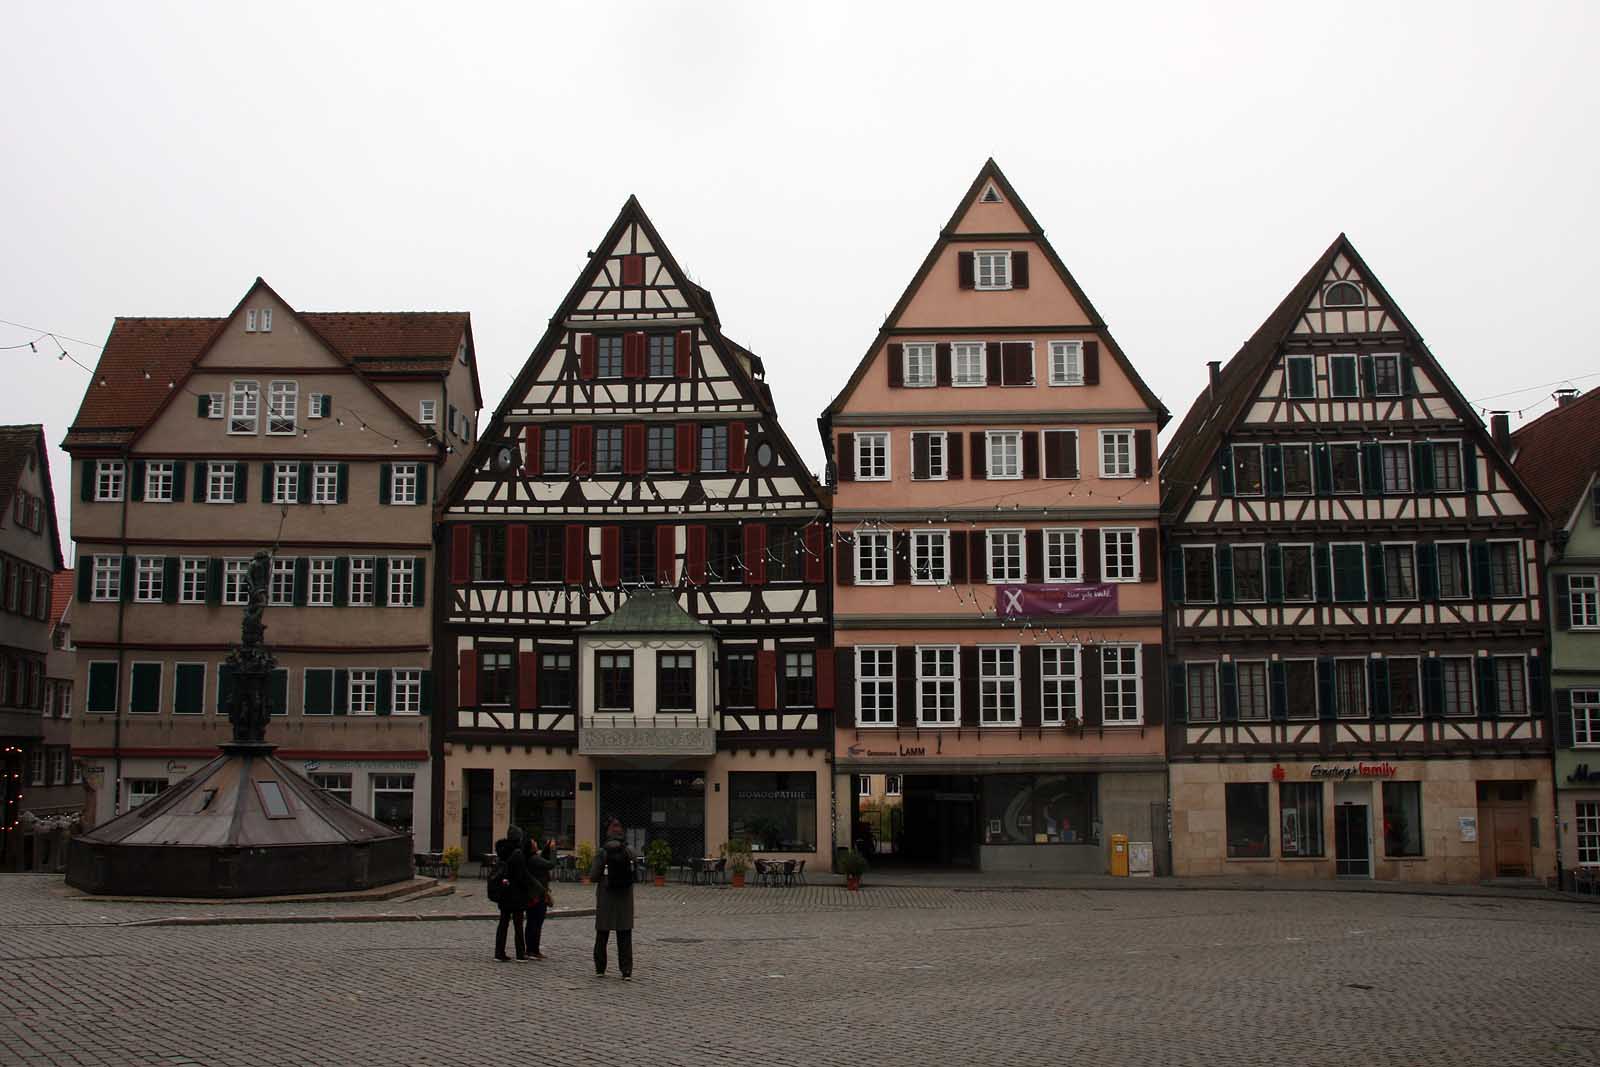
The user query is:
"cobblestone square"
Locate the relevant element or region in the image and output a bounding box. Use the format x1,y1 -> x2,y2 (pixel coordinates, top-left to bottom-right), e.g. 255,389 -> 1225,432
3,877 -> 1599,1066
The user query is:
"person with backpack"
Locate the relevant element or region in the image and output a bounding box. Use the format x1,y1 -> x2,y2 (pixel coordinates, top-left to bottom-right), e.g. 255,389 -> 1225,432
491,825 -> 532,962
589,818 -> 636,979
522,835 -> 557,960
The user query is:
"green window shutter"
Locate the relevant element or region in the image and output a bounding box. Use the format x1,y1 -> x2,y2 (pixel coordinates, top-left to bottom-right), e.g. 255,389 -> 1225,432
120,555 -> 134,602
1476,657 -> 1498,719
1413,442 -> 1434,494
292,558 -> 309,606
1359,354 -> 1377,396
192,462 -> 206,502
333,558 -> 349,607
197,394 -> 210,418
80,461 -> 94,502
1335,357 -> 1359,397
1361,442 -> 1382,494
1314,444 -> 1333,498
377,670 -> 393,716
1268,661 -> 1287,721
1289,358 -> 1314,397
174,664 -> 205,714
172,462 -> 186,501
1217,544 -> 1234,604
162,557 -> 179,604
416,464 -> 429,504
320,395 -> 333,418
77,561 -> 94,603
1367,543 -> 1387,603
333,669 -> 349,715
1470,541 -> 1491,600
233,462 -> 248,503
1169,664 -> 1187,724
130,460 -> 146,502
413,557 -> 426,608
1266,544 -> 1284,603
1215,445 -> 1235,497
379,464 -> 392,506
130,662 -> 162,713
1316,657 -> 1335,721
1463,442 -> 1479,491
270,668 -> 288,715
1556,689 -> 1574,746
260,463 -> 273,503
297,461 -> 312,504
1423,658 -> 1444,719
1219,662 -> 1238,722
1370,659 -> 1390,719
1314,544 -> 1333,603
1264,444 -> 1284,498
419,669 -> 434,714
1166,545 -> 1185,604
1401,354 -> 1417,394
207,558 -> 223,606
87,662 -> 118,712
1417,543 -> 1439,601
304,669 -> 334,715
373,558 -> 389,606
336,463 -> 349,503
1529,656 -> 1546,717
218,663 -> 237,716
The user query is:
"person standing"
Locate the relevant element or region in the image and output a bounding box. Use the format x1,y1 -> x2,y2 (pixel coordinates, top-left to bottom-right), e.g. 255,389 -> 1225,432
590,818 -> 636,979
522,835 -> 557,960
493,825 -> 531,962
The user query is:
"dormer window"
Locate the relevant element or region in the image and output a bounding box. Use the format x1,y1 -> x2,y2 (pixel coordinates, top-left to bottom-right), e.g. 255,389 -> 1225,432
1324,281 -> 1363,307
975,251 -> 1011,291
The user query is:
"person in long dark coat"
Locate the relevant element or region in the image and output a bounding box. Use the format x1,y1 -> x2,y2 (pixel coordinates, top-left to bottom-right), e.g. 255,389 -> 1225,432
590,818 -> 636,979
522,835 -> 557,959
493,826 -> 531,961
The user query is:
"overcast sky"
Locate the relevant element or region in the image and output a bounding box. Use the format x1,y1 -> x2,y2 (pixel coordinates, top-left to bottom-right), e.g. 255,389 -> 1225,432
4,2 -> 1595,550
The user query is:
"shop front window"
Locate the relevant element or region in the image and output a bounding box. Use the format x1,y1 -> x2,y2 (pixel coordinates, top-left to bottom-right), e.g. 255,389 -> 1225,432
982,774 -> 1097,846
728,772 -> 816,853
372,774 -> 415,834
511,770 -> 577,850
1279,782 -> 1324,858
1382,781 -> 1423,858
1226,783 -> 1270,858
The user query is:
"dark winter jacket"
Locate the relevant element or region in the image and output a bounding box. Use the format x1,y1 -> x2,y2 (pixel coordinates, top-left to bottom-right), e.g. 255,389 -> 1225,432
589,836 -> 635,931
494,836 -> 531,911
522,839 -> 556,902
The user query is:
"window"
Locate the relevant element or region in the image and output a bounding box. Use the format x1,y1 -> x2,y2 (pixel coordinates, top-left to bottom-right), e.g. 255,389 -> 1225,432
855,433 -> 889,480
1048,340 -> 1084,386
86,661 -> 118,713
598,652 -> 633,712
1183,546 -> 1216,603
911,530 -> 948,585
699,425 -> 728,472
974,251 -> 1011,290
267,381 -> 297,434
982,774 -> 1096,846
855,531 -> 890,585
1437,543 -> 1471,599
1101,645 -> 1141,724
596,335 -> 624,378
722,650 -> 756,709
1489,541 -> 1523,598
595,426 -> 623,474
728,772 -> 817,853
1101,529 -> 1138,582
987,530 -> 1024,584
1285,660 -> 1317,719
269,462 -> 298,505
620,526 -> 656,585
1572,575 -> 1600,628
94,460 -> 124,502
858,775 -> 873,797
1577,802 -> 1600,867
917,646 -> 958,725
979,646 -> 1019,725
312,463 -> 339,504
472,526 -> 505,583
1041,645 -> 1078,724
657,653 -> 696,713
134,557 -> 163,603
1100,430 -> 1134,478
92,556 -> 121,602
387,557 -> 415,607
144,461 -> 174,502
1380,780 -> 1424,858
307,558 -> 335,606
529,528 -> 563,583
179,558 -> 207,604
783,651 -> 815,708
646,426 -> 675,472
204,392 -> 224,419
207,462 -> 236,504
1044,529 -> 1080,583
903,343 -> 935,387
127,779 -> 168,809
856,647 -> 896,726
953,342 -> 986,386
269,558 -> 295,606
1329,354 -> 1359,398
223,558 -> 250,606
538,652 -> 574,708
1285,355 -> 1315,398
1574,691 -> 1600,746
1383,544 -> 1416,600
1432,441 -> 1463,492
708,526 -> 743,583
372,774 -> 415,835
1232,444 -> 1264,496
1335,659 -> 1367,719
1186,662 -> 1219,722
228,381 -> 259,434
1332,543 -> 1366,602
911,431 -> 947,481
542,427 -> 571,475
1373,354 -> 1402,397
348,557 -> 375,606
172,663 -> 204,715
885,774 -> 902,796
1324,281 -> 1363,307
647,334 -> 675,377
1282,444 -> 1313,496
1226,783 -> 1270,858
1389,657 -> 1422,718
1236,661 -> 1269,721
1441,657 -> 1474,717
311,773 -> 353,806
986,431 -> 1021,479
474,648 -> 511,706
1380,443 -> 1412,494
1329,444 -> 1362,494
1495,656 -> 1528,716
29,748 -> 43,786
1234,545 -> 1265,602
1279,781 -> 1325,857
390,463 -> 418,505
419,399 -> 437,425
47,747 -> 66,786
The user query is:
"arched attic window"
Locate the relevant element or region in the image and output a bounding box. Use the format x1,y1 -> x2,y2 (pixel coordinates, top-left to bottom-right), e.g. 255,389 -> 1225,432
1323,281 -> 1364,307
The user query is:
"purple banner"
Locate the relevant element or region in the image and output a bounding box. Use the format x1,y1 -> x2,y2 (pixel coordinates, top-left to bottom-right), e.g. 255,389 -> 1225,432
995,583 -> 1119,618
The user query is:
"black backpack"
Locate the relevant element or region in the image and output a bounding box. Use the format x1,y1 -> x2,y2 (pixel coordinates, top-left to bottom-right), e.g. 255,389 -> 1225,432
486,856 -> 508,902
604,847 -> 634,890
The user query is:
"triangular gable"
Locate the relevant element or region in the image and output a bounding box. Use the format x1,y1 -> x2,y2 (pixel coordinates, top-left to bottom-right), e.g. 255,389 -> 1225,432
0,425 -> 64,569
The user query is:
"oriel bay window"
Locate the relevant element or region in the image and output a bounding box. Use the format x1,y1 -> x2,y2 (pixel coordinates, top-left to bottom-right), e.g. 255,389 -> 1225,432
917,646 -> 959,725
856,647 -> 896,726
657,653 -> 696,713
1041,646 -> 1078,723
979,646 -> 1020,725
729,772 -> 817,853
1226,783 -> 1270,858
1383,781 -> 1424,857
479,647 -> 514,706
782,651 -> 815,708
1279,782 -> 1324,858
598,652 -> 633,713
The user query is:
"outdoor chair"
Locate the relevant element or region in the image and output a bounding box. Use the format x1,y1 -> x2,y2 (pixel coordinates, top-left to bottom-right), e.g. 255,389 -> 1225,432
687,857 -> 706,885
782,859 -> 797,886
794,859 -> 806,885
711,857 -> 727,884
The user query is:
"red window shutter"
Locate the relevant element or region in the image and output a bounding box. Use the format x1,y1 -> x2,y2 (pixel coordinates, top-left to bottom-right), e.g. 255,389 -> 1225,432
564,525 -> 586,585
517,651 -> 538,710
744,524 -> 767,585
674,329 -> 694,376
729,422 -> 747,471
458,650 -> 479,707
1139,527 -> 1158,583
506,524 -> 529,586
887,343 -> 904,388
623,331 -> 646,378
600,526 -> 621,587
757,650 -> 778,710
450,525 -> 471,584
958,251 -> 975,289
1135,429 -> 1153,479
656,525 -> 677,584
816,651 -> 835,710
986,341 -> 1002,383
686,525 -> 708,585
620,253 -> 644,287
1012,251 -> 1030,289
836,433 -> 855,481
675,423 -> 697,474
623,423 -> 646,475
1082,341 -> 1100,385
970,432 -> 987,480
573,425 -> 594,476
835,530 -> 853,584
1022,432 -> 1040,479
935,343 -> 952,386
578,334 -> 597,380
522,424 -> 539,475
804,525 -> 825,583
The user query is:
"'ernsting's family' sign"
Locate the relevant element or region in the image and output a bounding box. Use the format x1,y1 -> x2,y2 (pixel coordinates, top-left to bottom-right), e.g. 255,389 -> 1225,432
1308,763 -> 1400,781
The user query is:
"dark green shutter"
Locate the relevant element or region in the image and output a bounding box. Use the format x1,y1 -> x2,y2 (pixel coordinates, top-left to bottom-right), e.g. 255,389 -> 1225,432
1417,543 -> 1439,601
1556,689 -> 1574,747
1316,657 -> 1335,721
1367,543 -> 1387,603
304,669 -> 333,715
269,669 -> 288,715
197,394 -> 210,417
1269,661 -> 1287,721
129,662 -> 161,713
1334,356 -> 1359,397
1314,544 -> 1333,603
1264,444 -> 1284,497
80,461 -> 93,501
1476,657 -> 1498,719
419,669 -> 434,714
77,561 -> 94,603
292,558 -> 309,606
261,463 -> 273,503
378,464 -> 391,506
1401,354 -> 1417,394
1470,542 -> 1492,600
1266,544 -> 1284,603
1423,658 -> 1444,719
1169,664 -> 1187,723
1413,442 -> 1434,494
336,463 -> 349,503
415,464 -> 429,504
373,558 -> 388,606
172,462 -> 186,501
130,460 -> 146,502
174,664 -> 205,714
1555,573 -> 1571,630
1220,662 -> 1238,722
87,662 -> 118,712
207,558 -> 222,606
120,555 -> 133,602
1314,444 -> 1333,498
413,557 -> 426,607
233,462 -> 248,503
1216,445 -> 1235,497
1370,659 -> 1390,719
1217,544 -> 1234,604
1360,354 -> 1377,396
1463,442 -> 1479,491
377,670 -> 392,716
1166,546 -> 1185,604
162,557 -> 179,604
1362,442 -> 1382,494
192,462 -> 206,501
1529,656 -> 1546,717
333,669 -> 349,715
297,461 -> 312,504
333,558 -> 349,607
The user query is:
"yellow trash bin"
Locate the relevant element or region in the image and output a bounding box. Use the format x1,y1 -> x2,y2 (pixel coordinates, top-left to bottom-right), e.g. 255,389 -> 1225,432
1109,833 -> 1129,877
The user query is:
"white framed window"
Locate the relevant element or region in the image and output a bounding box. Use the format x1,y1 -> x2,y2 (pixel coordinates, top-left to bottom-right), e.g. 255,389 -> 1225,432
1101,528 -> 1138,582
371,774 -> 414,832
228,380 -> 259,434
144,461 -> 174,503
349,669 -> 378,715
1441,656 -> 1475,718
134,557 -> 163,603
975,251 -> 1011,291
390,463 -> 419,505
269,558 -> 295,606
1041,645 -> 1079,724
903,343 -> 935,387
127,779 -> 167,809
1100,430 -> 1134,478
312,463 -> 339,505
393,669 -> 423,715
205,392 -> 224,419
979,646 -> 1020,726
307,392 -> 327,419
855,433 -> 889,481
1578,801 -> 1600,867
1431,440 -> 1464,493
179,557 -> 207,604
260,307 -> 273,332
1236,660 -> 1270,721
912,431 -> 948,481
855,531 -> 890,585
1334,658 -> 1368,719
272,462 -> 300,505
92,556 -> 121,602
1572,690 -> 1600,747
1372,353 -> 1403,396
1185,662 -> 1219,723
953,342 -> 986,386
987,529 -> 1024,584
1049,341 -> 1084,386
308,558 -> 336,607
1381,442 -> 1412,494
1101,644 -> 1142,725
419,399 -> 437,425
245,309 -> 257,332
94,460 -> 125,502
1572,575 -> 1600,629
267,381 -> 298,435
916,646 -> 959,725
1488,540 -> 1524,598
885,774 -> 902,796
1493,655 -> 1528,717
858,775 -> 873,797
29,748 -> 43,786
223,558 -> 250,606
47,748 -> 66,786
388,557 -> 416,607
349,557 -> 375,607
1045,528 -> 1081,582
986,430 -> 1021,479
911,530 -> 949,585
856,647 -> 897,727
206,462 -> 236,504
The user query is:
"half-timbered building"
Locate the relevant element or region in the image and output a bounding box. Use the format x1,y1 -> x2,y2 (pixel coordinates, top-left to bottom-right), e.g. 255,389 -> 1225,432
820,161 -> 1170,873
438,198 -> 831,868
1161,235 -> 1553,883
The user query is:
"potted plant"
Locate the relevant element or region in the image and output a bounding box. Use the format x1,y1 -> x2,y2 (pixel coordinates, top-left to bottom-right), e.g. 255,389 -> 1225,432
837,848 -> 868,891
576,840 -> 596,884
645,839 -> 673,887
441,846 -> 464,880
721,836 -> 752,887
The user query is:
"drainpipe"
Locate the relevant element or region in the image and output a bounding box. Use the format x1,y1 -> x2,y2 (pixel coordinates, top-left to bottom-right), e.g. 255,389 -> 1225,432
109,447 -> 132,817
428,374 -> 450,853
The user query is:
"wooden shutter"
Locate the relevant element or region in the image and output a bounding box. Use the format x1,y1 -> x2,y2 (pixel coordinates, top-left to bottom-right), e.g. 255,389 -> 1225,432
172,462 -> 186,502
1082,648 -> 1102,727
834,530 -> 854,585
1470,541 -> 1491,600
233,462 -> 248,503
1463,442 -> 1479,491
1556,689 -> 1575,747
970,432 -> 987,480
1021,645 -> 1041,727
675,329 -> 694,376
623,331 -> 646,378
728,422 -> 747,471
947,433 -> 964,479
959,647 -> 980,728
1022,432 -> 1040,479
1555,573 -> 1571,630
686,525 -> 708,585
1139,529 -> 1158,584
985,341 -> 1002,384
834,648 -> 856,727
951,531 -> 969,584
1026,531 -> 1044,583
573,425 -> 594,476
450,525 -> 471,584
1142,645 -> 1164,725
836,433 -> 855,481
1082,341 -> 1100,385
522,424 -> 540,475
1082,531 -> 1100,583
1012,251 -> 1029,289
804,525 -> 825,583
912,433 -> 930,481
1264,444 -> 1284,497
1168,546 -> 1188,604
1316,657 -> 1336,721
675,423 -> 697,474
518,651 -> 538,710
1002,342 -> 1032,385
1219,662 -> 1238,723
1216,543 -> 1233,602
896,648 -> 917,727
1134,430 -> 1153,479
968,530 -> 986,581
600,526 -> 621,587
564,525 -> 586,585
957,251 -> 975,289
578,334 -> 597,379
458,650 -> 479,707
935,343 -> 952,386
744,524 -> 767,585
623,423 -> 645,475
620,253 -> 644,287
130,460 -> 146,502
892,531 -> 910,584
656,525 -> 677,584
507,524 -> 529,586
887,343 -> 904,388
76,561 -> 93,603
815,649 -> 835,710
1367,543 -> 1387,602
757,650 -> 778,710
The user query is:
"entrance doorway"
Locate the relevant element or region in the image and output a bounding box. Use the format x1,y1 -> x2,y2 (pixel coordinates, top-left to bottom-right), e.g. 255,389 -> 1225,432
1334,804 -> 1371,877
1477,781 -> 1533,878
859,775 -> 979,867
599,769 -> 705,860
463,769 -> 494,861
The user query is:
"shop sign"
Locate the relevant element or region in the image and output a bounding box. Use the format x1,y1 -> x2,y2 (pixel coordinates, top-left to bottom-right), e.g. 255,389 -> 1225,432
845,744 -> 927,758
1307,763 -> 1398,781
164,761 -> 190,775
1568,763 -> 1600,784
996,583 -> 1118,618
734,789 -> 815,801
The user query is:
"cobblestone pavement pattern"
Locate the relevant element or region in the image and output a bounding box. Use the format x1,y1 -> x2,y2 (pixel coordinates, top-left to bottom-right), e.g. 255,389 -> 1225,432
3,875 -> 1599,1066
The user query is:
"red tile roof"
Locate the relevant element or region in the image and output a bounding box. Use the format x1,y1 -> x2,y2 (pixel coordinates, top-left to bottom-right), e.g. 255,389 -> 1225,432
49,569 -> 74,630
1511,388 -> 1600,527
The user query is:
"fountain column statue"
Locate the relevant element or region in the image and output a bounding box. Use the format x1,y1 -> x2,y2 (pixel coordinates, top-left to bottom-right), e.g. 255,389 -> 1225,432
222,549 -> 278,750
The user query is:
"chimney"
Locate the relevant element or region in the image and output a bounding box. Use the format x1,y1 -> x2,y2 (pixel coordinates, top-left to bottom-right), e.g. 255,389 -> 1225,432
1490,411 -> 1511,451
1208,361 -> 1222,406
1555,388 -> 1580,407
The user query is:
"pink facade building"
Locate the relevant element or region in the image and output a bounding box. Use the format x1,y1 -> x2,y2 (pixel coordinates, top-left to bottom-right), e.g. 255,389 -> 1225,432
821,161 -> 1170,873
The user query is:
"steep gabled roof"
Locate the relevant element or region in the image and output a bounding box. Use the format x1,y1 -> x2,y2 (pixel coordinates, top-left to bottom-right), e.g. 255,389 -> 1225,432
0,424 -> 64,569
820,158 -> 1169,431
1511,387 -> 1600,529
584,588 -> 711,635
